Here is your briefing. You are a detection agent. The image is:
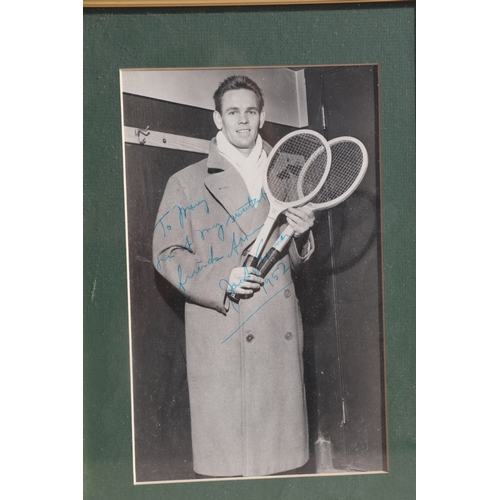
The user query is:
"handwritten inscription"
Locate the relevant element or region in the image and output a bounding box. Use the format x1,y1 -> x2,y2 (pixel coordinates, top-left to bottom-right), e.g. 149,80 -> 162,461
175,199 -> 210,229
227,189 -> 267,225
227,225 -> 263,259
154,199 -> 210,237
153,211 -> 172,238
177,246 -> 224,292
219,266 -> 255,294
153,190 -> 270,291
261,262 -> 291,295
197,222 -> 225,242
156,235 -> 194,271
154,189 -> 267,241
153,187 -> 298,340
221,262 -> 293,344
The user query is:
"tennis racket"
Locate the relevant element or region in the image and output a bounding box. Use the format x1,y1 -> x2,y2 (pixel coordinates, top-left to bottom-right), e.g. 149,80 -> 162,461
230,129 -> 331,301
241,129 -> 332,269
256,136 -> 369,278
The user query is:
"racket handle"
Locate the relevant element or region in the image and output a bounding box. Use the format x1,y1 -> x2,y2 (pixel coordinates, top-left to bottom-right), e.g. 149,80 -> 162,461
247,214 -> 278,258
228,253 -> 260,303
229,226 -> 293,301
256,248 -> 281,278
242,253 -> 259,269
257,228 -> 295,278
271,225 -> 295,253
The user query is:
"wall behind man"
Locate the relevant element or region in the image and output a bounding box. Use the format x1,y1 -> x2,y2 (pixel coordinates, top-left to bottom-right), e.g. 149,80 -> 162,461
121,67 -> 309,128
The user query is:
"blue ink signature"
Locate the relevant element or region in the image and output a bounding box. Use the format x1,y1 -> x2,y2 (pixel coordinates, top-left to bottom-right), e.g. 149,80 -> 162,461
193,192 -> 265,245
156,253 -> 174,271
155,190 -> 267,247
222,287 -> 292,345
175,200 -> 210,229
274,232 -> 292,246
225,189 -> 267,227
153,211 -> 172,237
220,261 -> 293,344
155,235 -> 193,271
196,222 -> 225,242
227,225 -> 264,259
218,266 -> 255,294
154,199 -> 210,236
177,246 -> 224,292
261,262 -> 291,295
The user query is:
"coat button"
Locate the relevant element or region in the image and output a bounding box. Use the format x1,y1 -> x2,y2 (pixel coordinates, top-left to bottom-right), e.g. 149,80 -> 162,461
242,250 -> 248,257
246,334 -> 254,342
285,332 -> 293,340
284,289 -> 291,298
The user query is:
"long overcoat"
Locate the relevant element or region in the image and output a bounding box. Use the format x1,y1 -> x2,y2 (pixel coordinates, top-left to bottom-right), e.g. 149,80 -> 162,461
152,139 -> 314,477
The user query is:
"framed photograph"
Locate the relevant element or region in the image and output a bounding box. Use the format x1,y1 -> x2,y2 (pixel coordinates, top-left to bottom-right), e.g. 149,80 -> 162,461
84,2 -> 415,499
121,64 -> 386,484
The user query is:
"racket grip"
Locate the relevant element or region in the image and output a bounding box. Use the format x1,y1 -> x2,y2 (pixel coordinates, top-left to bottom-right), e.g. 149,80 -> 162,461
228,253 -> 259,303
256,248 -> 281,278
257,228 -> 294,278
242,253 -> 259,269
257,225 -> 294,278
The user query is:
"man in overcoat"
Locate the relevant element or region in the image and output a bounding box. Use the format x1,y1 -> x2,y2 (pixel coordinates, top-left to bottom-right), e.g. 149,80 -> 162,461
152,75 -> 316,477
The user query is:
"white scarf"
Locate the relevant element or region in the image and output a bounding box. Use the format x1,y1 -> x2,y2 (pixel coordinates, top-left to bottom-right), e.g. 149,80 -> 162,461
216,131 -> 267,201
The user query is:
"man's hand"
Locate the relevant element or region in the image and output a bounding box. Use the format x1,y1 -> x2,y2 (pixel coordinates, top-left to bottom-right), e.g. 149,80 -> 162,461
226,266 -> 264,298
285,206 -> 315,238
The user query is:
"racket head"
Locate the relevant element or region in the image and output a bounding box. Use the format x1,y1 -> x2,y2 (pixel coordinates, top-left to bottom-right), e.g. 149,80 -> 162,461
263,129 -> 331,213
305,136 -> 368,211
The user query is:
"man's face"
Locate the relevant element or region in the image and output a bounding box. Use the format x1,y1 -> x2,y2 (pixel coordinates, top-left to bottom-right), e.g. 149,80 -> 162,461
213,89 -> 265,157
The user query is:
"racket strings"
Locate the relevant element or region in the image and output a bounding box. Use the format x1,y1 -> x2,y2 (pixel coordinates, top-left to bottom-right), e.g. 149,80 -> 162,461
312,141 -> 364,204
266,134 -> 329,203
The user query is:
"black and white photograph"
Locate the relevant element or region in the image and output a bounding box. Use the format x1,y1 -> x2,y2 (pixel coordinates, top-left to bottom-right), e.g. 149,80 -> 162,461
120,65 -> 387,484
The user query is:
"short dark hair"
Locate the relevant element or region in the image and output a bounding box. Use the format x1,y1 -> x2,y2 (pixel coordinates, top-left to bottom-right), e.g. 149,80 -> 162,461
213,75 -> 265,114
